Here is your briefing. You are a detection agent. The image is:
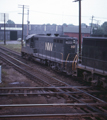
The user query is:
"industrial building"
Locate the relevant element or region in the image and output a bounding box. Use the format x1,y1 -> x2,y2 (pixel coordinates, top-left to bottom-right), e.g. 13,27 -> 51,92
0,23 -> 90,41
0,24 -> 63,40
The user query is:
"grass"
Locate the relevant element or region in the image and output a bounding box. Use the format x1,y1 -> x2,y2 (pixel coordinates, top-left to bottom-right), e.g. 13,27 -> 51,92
2,70 -> 8,76
0,44 -> 21,53
0,70 -> 8,87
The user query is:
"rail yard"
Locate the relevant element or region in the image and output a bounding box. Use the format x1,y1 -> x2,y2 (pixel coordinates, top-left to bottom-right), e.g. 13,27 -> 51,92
0,0 -> 107,119
0,44 -> 107,120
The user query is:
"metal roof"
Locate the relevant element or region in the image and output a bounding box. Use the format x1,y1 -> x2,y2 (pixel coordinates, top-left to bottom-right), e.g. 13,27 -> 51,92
26,34 -> 35,40
63,26 -> 90,34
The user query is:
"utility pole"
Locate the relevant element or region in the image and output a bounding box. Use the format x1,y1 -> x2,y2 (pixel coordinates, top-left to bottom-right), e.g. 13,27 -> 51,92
90,15 -> 94,35
4,13 -> 6,45
18,5 -> 29,47
27,9 -> 29,35
22,5 -> 24,47
73,0 -> 82,61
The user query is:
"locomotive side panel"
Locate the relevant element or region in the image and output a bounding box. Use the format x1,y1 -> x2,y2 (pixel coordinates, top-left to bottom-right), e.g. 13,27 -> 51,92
82,37 -> 107,71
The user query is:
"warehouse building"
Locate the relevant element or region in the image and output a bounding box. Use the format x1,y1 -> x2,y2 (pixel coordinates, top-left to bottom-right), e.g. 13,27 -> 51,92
0,23 -> 90,41
63,26 -> 90,42
0,24 -> 63,40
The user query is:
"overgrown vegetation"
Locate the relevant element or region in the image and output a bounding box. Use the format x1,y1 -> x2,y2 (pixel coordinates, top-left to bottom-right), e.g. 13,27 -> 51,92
2,70 -> 8,76
92,21 -> 107,37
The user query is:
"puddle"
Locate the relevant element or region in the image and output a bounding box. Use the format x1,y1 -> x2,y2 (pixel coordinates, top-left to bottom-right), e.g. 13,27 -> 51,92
10,82 -> 24,84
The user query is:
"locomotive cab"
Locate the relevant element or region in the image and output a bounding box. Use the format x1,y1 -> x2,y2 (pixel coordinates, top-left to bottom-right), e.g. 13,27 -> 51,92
21,34 -> 35,59
63,38 -> 78,74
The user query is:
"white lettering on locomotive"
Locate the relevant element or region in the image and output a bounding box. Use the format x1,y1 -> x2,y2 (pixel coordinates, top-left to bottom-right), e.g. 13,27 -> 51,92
45,42 -> 53,51
71,45 -> 75,48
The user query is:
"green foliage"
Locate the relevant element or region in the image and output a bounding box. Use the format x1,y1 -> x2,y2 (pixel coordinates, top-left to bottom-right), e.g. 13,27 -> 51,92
52,24 -> 57,26
7,19 -> 15,24
92,21 -> 107,36
46,23 -> 51,25
2,70 -> 8,76
0,44 -> 21,53
93,28 -> 104,36
101,22 -> 107,35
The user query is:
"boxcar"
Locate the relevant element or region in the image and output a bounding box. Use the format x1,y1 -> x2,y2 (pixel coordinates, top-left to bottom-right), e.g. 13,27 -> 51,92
77,37 -> 107,88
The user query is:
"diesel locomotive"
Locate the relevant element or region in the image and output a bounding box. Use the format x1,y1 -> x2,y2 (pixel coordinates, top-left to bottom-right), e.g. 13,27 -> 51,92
21,34 -> 78,75
21,34 -> 107,88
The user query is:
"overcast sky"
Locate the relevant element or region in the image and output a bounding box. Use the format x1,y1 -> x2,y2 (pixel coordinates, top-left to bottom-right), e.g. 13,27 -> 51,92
0,0 -> 107,26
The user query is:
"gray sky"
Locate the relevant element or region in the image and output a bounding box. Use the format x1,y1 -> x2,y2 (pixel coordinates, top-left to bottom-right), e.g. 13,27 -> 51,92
0,0 -> 107,25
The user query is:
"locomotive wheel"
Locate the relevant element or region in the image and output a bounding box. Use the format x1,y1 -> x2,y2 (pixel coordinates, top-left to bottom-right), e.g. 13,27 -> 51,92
83,72 -> 88,81
91,80 -> 98,86
102,82 -> 107,89
86,75 -> 92,82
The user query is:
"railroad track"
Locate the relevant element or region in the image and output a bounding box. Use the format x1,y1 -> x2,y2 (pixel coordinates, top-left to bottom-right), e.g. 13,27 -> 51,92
0,49 -> 70,87
0,86 -> 107,119
0,103 -> 106,120
0,46 -> 107,119
0,86 -> 92,97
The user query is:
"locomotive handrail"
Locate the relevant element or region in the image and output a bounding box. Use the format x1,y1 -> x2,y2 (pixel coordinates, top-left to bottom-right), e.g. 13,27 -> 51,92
60,53 -> 63,68
72,54 -> 78,71
65,53 -> 70,69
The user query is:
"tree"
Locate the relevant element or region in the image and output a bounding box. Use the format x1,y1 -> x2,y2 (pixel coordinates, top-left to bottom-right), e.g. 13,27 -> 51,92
101,22 -> 107,35
7,19 -> 15,24
63,23 -> 67,26
46,23 -> 51,26
52,24 -> 57,26
93,27 -> 104,36
68,24 -> 74,27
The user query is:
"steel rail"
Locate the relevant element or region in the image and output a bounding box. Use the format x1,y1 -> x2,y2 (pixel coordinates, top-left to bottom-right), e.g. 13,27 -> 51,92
1,91 -> 106,96
0,86 -> 106,96
0,103 -> 106,107
0,86 -> 91,89
0,91 -> 87,96
0,113 -> 101,118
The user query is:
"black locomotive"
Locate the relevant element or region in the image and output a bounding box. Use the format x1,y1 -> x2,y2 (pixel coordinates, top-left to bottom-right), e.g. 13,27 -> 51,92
21,34 -> 107,88
21,34 -> 78,74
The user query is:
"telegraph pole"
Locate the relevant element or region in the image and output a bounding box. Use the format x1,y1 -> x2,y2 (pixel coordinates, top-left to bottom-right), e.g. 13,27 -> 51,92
18,5 -> 29,47
4,13 -> 6,45
73,0 -> 82,61
22,5 -> 24,47
27,9 -> 29,35
90,15 -> 94,35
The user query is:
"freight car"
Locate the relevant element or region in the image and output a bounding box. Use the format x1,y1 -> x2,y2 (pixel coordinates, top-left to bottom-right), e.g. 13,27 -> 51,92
77,37 -> 107,88
21,34 -> 78,74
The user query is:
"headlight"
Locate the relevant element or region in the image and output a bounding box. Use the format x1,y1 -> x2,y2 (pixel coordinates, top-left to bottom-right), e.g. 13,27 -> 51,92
73,40 -> 75,43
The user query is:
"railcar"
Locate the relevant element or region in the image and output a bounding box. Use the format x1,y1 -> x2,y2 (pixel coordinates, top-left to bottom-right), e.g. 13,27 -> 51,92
21,34 -> 78,74
77,37 -> 107,88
